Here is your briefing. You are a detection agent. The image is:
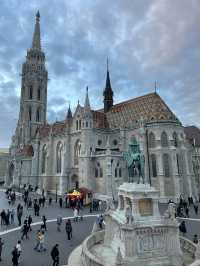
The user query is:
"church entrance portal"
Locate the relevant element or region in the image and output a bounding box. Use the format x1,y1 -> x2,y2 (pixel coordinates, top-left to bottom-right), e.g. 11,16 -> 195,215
71,175 -> 79,190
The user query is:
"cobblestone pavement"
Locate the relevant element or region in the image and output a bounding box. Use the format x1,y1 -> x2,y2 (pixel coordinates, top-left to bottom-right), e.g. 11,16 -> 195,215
0,215 -> 96,266
0,191 -> 200,265
0,190 -> 99,232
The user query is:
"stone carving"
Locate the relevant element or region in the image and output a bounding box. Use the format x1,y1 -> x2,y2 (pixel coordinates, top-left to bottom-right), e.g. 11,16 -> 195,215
125,206 -> 134,224
164,202 -> 176,220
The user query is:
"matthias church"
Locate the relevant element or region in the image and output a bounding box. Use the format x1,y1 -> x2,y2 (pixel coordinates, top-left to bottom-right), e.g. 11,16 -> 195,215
4,12 -> 200,201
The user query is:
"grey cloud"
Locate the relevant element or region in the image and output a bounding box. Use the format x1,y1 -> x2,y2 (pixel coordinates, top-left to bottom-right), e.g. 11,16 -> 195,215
0,0 -> 200,147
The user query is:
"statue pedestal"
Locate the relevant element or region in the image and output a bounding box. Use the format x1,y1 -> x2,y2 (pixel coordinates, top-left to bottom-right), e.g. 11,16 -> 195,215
104,182 -> 183,266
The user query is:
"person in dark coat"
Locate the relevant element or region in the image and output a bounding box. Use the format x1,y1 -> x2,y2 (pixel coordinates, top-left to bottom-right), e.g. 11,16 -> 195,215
0,238 -> 4,261
59,198 -> 63,208
21,221 -> 29,240
65,219 -> 72,240
28,215 -> 32,231
179,221 -> 187,235
12,246 -> 19,266
51,244 -> 59,266
41,215 -> 47,231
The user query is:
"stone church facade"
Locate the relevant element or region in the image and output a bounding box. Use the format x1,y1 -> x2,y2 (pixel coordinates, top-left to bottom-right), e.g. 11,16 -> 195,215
4,12 -> 200,201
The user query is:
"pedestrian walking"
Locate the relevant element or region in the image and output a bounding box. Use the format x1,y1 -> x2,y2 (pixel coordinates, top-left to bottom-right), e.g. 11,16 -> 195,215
59,198 -> 63,208
51,244 -> 59,266
57,215 -> 62,232
12,246 -> 19,266
38,231 -> 46,252
194,204 -> 198,215
17,206 -> 23,226
28,215 -> 32,231
34,230 -> 41,251
179,221 -> 187,235
0,238 -> 4,261
16,240 -> 22,260
11,209 -> 15,224
21,221 -> 29,240
193,234 -> 198,244
65,219 -> 72,240
185,207 -> 189,218
41,215 -> 47,231
0,209 -> 6,225
73,207 -> 78,222
49,197 -> 52,206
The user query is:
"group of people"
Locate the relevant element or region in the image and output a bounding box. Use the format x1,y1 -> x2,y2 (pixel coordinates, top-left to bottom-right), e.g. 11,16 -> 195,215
176,195 -> 199,218
0,185 -> 105,265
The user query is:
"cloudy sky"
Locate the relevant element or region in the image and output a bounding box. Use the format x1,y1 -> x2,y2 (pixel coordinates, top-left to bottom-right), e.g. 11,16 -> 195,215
0,0 -> 200,147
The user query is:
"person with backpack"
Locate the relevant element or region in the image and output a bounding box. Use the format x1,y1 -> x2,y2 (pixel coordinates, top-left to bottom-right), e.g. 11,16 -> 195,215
51,244 -> 59,266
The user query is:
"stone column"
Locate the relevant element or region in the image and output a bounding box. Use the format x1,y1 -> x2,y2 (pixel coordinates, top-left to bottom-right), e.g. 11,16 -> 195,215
105,152 -> 113,198
131,198 -> 140,219
183,151 -> 192,196
157,152 -> 165,198
171,151 -> 180,200
152,198 -> 160,217
59,142 -> 67,194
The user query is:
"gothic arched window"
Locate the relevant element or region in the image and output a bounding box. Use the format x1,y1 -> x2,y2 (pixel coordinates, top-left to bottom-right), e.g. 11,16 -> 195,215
76,120 -> 78,130
150,154 -> 157,177
163,153 -> 170,177
36,108 -> 40,122
161,131 -> 168,147
37,87 -> 41,100
41,145 -> 47,174
74,139 -> 81,165
95,162 -> 103,178
56,142 -> 63,173
115,168 -> 118,177
173,132 -> 178,147
29,85 -> 33,99
95,168 -> 98,178
29,106 -> 32,121
149,132 -> 156,148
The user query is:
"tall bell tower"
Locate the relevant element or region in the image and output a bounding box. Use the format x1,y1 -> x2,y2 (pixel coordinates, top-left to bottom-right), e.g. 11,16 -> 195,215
16,11 -> 48,146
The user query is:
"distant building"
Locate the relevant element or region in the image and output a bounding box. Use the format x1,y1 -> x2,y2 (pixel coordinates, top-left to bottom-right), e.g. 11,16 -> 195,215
0,149 -> 9,183
3,12 -> 200,201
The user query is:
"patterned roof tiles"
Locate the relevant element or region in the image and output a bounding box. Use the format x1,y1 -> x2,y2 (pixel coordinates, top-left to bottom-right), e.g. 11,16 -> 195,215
105,92 -> 180,128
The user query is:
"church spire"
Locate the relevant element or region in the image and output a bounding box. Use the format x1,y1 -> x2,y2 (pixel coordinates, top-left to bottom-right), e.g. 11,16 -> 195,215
32,10 -> 41,50
103,58 -> 113,112
106,58 -> 112,89
66,104 -> 72,119
84,86 -> 91,110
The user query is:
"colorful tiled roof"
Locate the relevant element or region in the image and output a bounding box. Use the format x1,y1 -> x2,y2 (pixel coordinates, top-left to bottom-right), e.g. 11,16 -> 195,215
105,92 -> 180,128
92,111 -> 109,129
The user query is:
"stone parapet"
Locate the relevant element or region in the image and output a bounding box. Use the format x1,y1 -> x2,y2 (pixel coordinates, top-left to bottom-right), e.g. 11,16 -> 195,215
81,230 -> 105,266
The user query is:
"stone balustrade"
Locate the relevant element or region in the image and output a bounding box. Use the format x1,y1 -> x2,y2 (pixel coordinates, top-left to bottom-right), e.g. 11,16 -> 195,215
81,230 -> 105,266
180,236 -> 197,258
69,232 -> 200,266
